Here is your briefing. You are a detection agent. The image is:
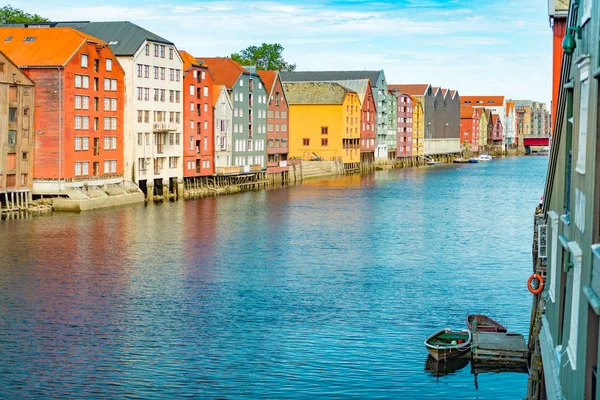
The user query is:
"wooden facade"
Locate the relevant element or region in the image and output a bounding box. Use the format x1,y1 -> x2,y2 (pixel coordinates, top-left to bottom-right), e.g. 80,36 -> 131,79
531,1 -> 600,398
0,50 -> 34,198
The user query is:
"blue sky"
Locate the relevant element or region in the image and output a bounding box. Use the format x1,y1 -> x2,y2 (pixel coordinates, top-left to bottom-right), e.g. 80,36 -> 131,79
16,0 -> 552,104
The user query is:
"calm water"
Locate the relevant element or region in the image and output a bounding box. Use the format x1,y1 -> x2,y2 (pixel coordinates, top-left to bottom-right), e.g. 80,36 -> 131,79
0,156 -> 548,399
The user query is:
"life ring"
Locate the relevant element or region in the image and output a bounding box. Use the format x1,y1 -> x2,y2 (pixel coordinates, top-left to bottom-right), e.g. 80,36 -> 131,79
528,273 -> 544,294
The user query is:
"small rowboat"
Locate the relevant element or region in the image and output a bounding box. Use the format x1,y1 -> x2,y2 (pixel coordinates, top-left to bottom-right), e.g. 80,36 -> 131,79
424,328 -> 472,361
467,314 -> 507,333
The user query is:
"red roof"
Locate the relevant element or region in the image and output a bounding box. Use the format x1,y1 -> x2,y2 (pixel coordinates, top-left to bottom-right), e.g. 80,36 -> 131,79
505,101 -> 515,116
388,84 -> 430,95
196,57 -> 248,88
450,90 -> 457,98
0,27 -> 105,67
257,70 -> 277,96
461,96 -> 505,106
460,105 -> 474,119
442,88 -> 449,96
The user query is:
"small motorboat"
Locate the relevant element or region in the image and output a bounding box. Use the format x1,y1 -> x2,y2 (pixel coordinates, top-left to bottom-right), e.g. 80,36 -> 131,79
467,314 -> 507,333
478,154 -> 493,161
453,158 -> 468,164
468,158 -> 479,163
426,160 -> 443,165
424,328 -> 472,361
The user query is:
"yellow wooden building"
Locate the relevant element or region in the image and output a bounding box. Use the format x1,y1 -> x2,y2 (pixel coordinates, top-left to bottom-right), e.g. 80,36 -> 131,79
283,82 -> 361,167
478,108 -> 488,151
411,95 -> 424,156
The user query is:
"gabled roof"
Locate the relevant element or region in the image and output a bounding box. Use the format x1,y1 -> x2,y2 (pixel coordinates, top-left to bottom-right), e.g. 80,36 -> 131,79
460,105 -> 474,119
492,113 -> 500,124
179,50 -> 201,72
450,90 -> 457,98
257,70 -> 277,96
197,57 -> 248,89
442,88 -> 449,97
334,79 -> 370,106
0,27 -> 104,67
461,96 -> 505,106
54,21 -> 173,56
505,101 -> 515,116
212,84 -> 231,108
283,82 -> 353,105
0,49 -> 34,86
432,87 -> 442,96
388,84 -> 431,96
280,70 -> 383,88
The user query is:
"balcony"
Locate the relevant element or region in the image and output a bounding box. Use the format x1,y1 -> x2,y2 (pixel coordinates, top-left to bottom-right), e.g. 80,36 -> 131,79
153,122 -> 177,133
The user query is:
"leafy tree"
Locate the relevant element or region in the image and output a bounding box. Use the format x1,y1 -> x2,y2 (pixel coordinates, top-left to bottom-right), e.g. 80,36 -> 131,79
0,5 -> 49,24
231,43 -> 296,71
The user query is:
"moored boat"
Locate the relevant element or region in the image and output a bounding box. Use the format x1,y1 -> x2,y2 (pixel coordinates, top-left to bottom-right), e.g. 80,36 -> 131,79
453,157 -> 468,163
467,314 -> 507,333
424,328 -> 472,361
478,154 -> 493,161
426,160 -> 443,165
468,158 -> 479,163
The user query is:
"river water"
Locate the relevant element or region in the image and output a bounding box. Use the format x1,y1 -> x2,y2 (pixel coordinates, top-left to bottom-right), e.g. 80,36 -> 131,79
0,156 -> 548,399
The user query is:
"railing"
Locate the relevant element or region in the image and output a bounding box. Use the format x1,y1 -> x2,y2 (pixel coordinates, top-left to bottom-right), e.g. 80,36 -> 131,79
153,123 -> 177,132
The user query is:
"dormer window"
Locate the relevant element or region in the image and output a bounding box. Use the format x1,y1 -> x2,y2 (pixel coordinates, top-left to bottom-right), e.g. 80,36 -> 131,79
108,40 -> 119,46
4,36 -> 12,42
476,100 -> 483,104
23,36 -> 36,43
488,100 -> 495,104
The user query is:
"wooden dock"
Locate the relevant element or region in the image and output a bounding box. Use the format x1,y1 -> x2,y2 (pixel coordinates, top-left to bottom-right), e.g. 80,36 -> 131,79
472,331 -> 529,367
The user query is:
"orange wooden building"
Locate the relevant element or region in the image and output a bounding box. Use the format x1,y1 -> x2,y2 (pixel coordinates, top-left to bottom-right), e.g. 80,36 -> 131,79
0,27 -> 125,194
179,50 -> 214,178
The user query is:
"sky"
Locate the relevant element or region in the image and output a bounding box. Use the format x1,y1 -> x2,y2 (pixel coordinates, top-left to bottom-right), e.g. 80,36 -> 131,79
15,0 -> 553,104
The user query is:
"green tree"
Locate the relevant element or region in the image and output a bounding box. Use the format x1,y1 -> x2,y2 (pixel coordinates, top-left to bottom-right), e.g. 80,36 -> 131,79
0,5 -> 49,24
231,43 -> 296,71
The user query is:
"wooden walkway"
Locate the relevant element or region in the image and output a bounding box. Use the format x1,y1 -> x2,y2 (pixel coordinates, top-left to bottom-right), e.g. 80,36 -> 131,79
472,331 -> 529,367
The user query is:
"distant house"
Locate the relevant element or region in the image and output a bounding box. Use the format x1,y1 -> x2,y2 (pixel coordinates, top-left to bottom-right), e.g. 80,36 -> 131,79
505,101 -> 517,148
460,105 -> 479,153
332,79 -> 376,166
0,27 -> 126,195
389,84 -> 460,155
199,58 -> 268,174
180,50 -> 214,179
212,85 -> 233,170
478,108 -> 489,152
283,81 -> 361,168
491,113 -> 503,149
281,70 -> 389,159
393,93 -> 414,158
411,96 -> 424,157
0,50 -> 35,201
257,70 -> 289,175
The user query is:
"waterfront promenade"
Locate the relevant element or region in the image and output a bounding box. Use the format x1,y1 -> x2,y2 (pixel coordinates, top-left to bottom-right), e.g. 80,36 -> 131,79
0,156 -> 547,398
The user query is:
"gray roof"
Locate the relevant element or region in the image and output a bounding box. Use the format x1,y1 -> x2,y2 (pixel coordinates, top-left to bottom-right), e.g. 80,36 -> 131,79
333,79 -> 370,106
283,82 -> 351,105
54,21 -> 173,56
280,70 -> 383,88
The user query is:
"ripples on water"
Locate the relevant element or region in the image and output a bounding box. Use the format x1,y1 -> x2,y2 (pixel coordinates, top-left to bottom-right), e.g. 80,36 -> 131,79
0,156 -> 548,399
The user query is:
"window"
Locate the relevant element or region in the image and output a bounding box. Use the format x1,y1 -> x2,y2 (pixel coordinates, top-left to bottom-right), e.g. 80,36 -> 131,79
567,241 -> 583,369
175,70 -> 181,82
189,85 -> 195,96
303,138 -> 310,146
75,116 -> 82,129
576,57 -> 590,174
145,44 -> 150,56
154,67 -> 159,79
321,126 -> 328,135
144,88 -> 149,101
8,130 -> 16,145
106,58 -> 112,71
169,68 -> 174,81
104,98 -> 111,111
81,137 -> 89,150
144,65 -> 149,78
175,91 -> 181,103
154,44 -> 159,57
81,54 -> 88,68
144,111 -> 150,123
111,98 -> 117,111
82,96 -> 89,110
239,79 -> 243,87
204,136 -> 208,150
75,95 -> 82,109
75,162 -> 82,176
160,67 -> 165,80
75,75 -> 82,88
160,45 -> 165,58
82,116 -> 89,130
169,156 -> 177,168
203,86 -> 209,97
321,138 -> 328,146
137,64 -> 143,77
137,87 -> 143,101
104,78 -> 110,91
104,137 -> 111,150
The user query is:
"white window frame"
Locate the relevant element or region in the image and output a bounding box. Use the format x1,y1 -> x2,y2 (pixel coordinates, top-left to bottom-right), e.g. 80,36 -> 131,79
548,211 -> 559,302
576,56 -> 590,175
567,241 -> 583,370
81,54 -> 88,68
106,58 -> 112,72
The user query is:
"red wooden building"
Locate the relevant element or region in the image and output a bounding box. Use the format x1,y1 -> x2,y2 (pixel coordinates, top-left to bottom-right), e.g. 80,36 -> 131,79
395,92 -> 413,157
180,50 -> 214,178
491,113 -> 503,148
460,105 -> 479,153
257,70 -> 289,175
0,28 -> 125,194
